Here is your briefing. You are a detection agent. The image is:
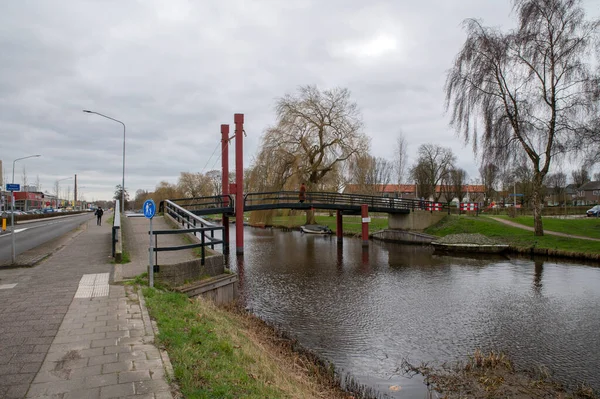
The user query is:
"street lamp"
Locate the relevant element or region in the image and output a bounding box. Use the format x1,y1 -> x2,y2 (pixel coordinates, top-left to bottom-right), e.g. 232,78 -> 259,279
83,110 -> 126,213
55,177 -> 73,208
10,154 -> 41,264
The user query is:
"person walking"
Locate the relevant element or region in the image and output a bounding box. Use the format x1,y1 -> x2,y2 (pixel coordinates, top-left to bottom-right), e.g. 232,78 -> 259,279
299,182 -> 306,203
95,207 -> 104,226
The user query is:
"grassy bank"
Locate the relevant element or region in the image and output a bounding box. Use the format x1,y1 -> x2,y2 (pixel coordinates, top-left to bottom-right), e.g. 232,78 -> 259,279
270,214 -> 388,235
142,287 -> 353,399
426,215 -> 600,255
493,215 -> 600,239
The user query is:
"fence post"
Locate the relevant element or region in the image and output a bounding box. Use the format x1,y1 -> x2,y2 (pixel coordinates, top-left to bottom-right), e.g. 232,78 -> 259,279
201,231 -> 206,266
361,204 -> 369,247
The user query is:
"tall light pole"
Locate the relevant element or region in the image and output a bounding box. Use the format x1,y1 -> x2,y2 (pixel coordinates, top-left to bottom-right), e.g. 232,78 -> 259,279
83,110 -> 126,213
55,177 -> 73,209
10,154 -> 41,264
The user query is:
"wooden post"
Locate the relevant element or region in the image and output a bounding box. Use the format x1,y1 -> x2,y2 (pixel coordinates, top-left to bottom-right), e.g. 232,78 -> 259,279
336,210 -> 343,243
361,204 -> 369,247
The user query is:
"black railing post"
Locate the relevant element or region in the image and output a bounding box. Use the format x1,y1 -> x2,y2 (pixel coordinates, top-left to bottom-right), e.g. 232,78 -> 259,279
155,233 -> 158,267
201,231 -> 205,266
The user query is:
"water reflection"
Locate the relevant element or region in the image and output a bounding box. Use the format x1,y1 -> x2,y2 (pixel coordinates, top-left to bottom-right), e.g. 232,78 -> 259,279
227,226 -> 600,397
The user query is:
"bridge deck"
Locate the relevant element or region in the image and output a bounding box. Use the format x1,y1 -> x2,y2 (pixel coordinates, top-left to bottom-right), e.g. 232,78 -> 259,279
164,191 -> 432,216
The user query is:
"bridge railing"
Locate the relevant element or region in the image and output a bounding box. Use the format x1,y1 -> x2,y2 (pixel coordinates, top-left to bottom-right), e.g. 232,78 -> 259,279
159,199 -> 226,264
244,190 -> 429,211
161,194 -> 234,214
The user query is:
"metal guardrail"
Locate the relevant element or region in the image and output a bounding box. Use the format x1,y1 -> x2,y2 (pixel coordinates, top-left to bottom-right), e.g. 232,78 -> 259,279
161,195 -> 234,214
158,199 -> 226,265
112,201 -> 121,257
160,191 -> 457,215
243,191 -> 448,213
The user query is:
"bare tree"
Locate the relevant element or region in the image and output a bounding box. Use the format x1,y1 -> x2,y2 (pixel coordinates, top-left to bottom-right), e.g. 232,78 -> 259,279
450,168 -> 468,203
260,85 -> 369,223
263,85 -> 369,186
445,0 -> 599,235
177,172 -> 212,198
594,172 -> 600,181
205,170 -> 222,196
479,163 -> 500,205
394,132 -> 408,185
572,167 -> 591,187
410,144 -> 456,201
545,172 -> 567,204
349,155 -> 394,195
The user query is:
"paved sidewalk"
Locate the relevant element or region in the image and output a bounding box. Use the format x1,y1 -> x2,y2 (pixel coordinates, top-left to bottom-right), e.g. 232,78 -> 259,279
116,215 -> 198,281
0,217 -> 175,399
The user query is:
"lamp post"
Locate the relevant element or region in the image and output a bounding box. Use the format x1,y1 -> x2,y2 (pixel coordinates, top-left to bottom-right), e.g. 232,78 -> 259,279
55,177 -> 73,209
83,110 -> 126,213
10,154 -> 41,264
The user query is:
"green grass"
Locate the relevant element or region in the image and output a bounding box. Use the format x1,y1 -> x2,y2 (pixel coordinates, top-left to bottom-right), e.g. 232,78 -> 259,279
270,214 -> 388,235
492,215 -> 600,239
106,215 -> 114,225
426,215 -> 600,254
142,289 -> 306,399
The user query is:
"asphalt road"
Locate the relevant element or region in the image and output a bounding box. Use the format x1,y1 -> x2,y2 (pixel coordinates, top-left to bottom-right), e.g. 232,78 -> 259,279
0,213 -> 94,262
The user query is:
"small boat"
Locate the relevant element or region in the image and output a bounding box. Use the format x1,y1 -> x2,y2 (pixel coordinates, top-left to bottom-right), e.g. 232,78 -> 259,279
300,225 -> 333,234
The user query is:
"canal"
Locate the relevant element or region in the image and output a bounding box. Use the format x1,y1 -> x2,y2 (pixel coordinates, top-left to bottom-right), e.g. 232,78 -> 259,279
226,226 -> 600,397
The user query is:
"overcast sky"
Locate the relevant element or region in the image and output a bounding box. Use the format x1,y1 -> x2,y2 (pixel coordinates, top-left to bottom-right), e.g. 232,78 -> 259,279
1,0 -> 598,202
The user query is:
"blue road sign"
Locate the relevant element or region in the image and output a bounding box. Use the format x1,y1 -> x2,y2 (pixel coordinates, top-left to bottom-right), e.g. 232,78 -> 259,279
6,183 -> 20,191
143,199 -> 156,219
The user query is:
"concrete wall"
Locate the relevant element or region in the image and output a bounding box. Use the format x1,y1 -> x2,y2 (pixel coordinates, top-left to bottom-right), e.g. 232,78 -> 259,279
157,254 -> 225,287
372,230 -> 436,245
389,210 -> 447,231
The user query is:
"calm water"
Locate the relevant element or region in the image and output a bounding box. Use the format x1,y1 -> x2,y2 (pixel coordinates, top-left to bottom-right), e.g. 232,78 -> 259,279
226,227 -> 600,398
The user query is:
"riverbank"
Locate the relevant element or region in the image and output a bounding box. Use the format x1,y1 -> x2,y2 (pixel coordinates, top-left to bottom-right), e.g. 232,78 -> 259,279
139,284 -> 360,399
426,215 -> 600,261
403,349 -> 598,399
138,280 -> 599,399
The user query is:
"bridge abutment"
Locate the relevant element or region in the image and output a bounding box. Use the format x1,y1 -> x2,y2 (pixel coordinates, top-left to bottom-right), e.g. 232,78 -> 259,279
389,210 -> 446,231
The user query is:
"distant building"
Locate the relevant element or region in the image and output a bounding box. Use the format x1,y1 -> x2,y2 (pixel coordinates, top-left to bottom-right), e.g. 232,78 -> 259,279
577,181 -> 600,205
343,184 -> 485,203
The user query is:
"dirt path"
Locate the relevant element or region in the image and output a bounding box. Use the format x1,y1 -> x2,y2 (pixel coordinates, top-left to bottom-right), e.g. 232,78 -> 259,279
488,217 -> 600,242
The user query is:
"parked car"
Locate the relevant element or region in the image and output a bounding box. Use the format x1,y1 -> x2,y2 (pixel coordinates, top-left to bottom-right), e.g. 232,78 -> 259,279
586,205 -> 600,217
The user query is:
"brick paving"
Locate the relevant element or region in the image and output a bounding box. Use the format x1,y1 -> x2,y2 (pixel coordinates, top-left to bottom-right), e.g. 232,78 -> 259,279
0,216 -> 175,399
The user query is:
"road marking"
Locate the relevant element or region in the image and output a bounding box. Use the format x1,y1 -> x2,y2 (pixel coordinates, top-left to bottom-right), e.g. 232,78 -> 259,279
74,273 -> 110,298
0,284 -> 17,289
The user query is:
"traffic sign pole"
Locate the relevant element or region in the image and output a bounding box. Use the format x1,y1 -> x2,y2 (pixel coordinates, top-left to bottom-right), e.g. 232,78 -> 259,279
149,218 -> 154,288
11,191 -> 15,264
143,199 -> 156,288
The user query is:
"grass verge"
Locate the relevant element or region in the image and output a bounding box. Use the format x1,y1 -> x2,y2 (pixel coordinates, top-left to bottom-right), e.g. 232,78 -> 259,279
142,288 -> 354,399
425,215 -> 600,255
493,215 -> 600,239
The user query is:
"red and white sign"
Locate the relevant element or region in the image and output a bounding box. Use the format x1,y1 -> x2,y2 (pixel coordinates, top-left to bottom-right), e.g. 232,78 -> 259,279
460,202 -> 478,211
426,203 -> 443,211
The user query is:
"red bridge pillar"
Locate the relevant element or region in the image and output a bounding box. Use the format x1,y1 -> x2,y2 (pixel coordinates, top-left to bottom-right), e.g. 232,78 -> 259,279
336,210 -> 343,243
361,204 -> 369,247
221,124 -> 230,254
234,114 -> 244,254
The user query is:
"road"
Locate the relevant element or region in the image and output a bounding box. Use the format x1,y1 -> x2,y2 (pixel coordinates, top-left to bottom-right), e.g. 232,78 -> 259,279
0,213 -> 94,262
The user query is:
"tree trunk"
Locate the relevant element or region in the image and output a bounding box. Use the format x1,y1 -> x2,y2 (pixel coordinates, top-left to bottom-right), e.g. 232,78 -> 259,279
532,172 -> 545,237
305,209 -> 316,225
